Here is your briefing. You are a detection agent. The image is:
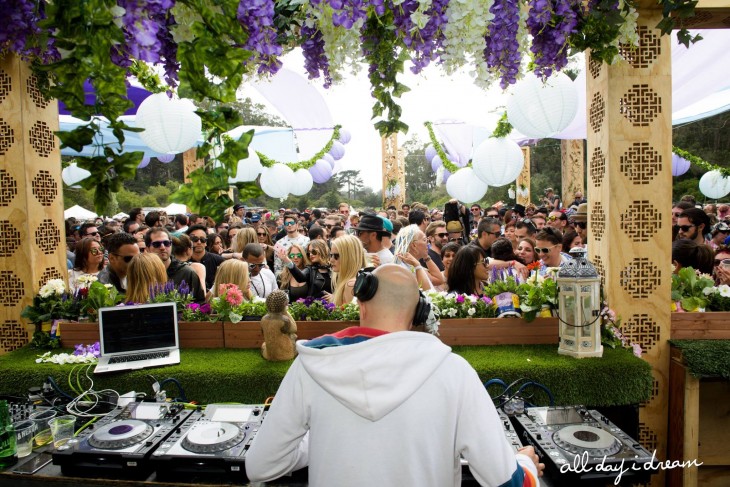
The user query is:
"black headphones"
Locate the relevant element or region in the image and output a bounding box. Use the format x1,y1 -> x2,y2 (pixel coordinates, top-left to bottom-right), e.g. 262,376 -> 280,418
353,270 -> 431,327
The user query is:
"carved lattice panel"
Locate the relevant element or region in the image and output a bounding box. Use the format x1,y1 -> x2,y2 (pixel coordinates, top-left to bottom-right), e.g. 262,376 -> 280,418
0,321 -> 27,352
638,422 -> 659,453
619,26 -> 661,69
590,148 -> 605,187
620,85 -> 662,127
588,56 -> 602,79
641,377 -> 660,407
677,10 -> 713,28
593,254 -> 605,288
0,69 -> 10,103
589,93 -> 605,133
619,142 -> 662,184
591,202 -> 606,241
38,267 -> 63,289
0,169 -> 18,206
29,120 -> 55,157
31,170 -> 57,206
621,201 -> 661,242
36,219 -> 60,254
26,75 -> 51,109
622,313 -> 659,353
0,119 -> 14,155
0,271 -> 24,306
0,220 -> 21,257
620,258 -> 661,299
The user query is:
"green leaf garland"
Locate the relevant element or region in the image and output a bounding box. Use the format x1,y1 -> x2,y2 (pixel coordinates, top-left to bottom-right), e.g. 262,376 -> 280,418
673,146 -> 730,178
256,125 -> 341,171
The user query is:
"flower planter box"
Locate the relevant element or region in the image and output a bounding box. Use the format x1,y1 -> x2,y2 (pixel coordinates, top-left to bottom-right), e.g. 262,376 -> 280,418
223,321 -> 358,349
59,321 -> 225,349
671,311 -> 730,340
438,317 -> 559,346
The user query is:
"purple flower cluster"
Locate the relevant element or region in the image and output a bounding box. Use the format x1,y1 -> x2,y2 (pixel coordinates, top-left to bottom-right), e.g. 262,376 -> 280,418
526,0 -> 580,78
311,0 -> 371,29
74,342 -> 101,358
187,302 -> 212,314
483,0 -> 521,89
237,0 -> 283,75
300,24 -> 332,88
0,0 -> 57,61
390,0 -> 448,73
296,296 -> 336,311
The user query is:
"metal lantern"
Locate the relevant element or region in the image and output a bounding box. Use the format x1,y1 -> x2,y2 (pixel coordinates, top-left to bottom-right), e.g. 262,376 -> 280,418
557,249 -> 603,358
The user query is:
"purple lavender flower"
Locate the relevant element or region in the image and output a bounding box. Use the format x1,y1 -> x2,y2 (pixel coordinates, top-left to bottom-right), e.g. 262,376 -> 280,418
179,280 -> 190,296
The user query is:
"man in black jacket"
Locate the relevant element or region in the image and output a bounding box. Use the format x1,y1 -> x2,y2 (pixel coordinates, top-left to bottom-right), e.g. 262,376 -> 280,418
146,228 -> 206,303
98,232 -> 139,294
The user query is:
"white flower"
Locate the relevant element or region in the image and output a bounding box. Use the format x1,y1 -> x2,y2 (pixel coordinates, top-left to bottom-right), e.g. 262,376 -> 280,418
252,296 -> 266,303
39,279 -> 66,298
719,285 -> 730,298
448,308 -> 457,317
467,295 -> 477,303
228,312 -> 243,324
703,286 -> 717,296
467,307 -> 476,316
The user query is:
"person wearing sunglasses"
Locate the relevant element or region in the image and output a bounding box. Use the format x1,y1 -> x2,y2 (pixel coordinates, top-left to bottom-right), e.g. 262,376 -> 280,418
534,228 -> 569,275
68,237 -> 106,293
325,235 -> 367,306
276,244 -> 311,301
79,222 -> 102,243
256,226 -> 276,270
273,213 -> 310,277
677,208 -> 711,246
98,232 -> 139,294
709,222 -> 730,250
278,239 -> 333,299
713,245 -> 730,286
243,243 -> 278,298
187,225 -> 225,291
145,228 -> 206,303
468,218 -> 502,259
171,234 -> 207,295
425,221 -> 448,272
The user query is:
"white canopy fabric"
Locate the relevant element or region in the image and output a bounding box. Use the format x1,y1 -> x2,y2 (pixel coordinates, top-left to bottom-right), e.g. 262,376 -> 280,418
161,203 -> 187,215
64,205 -> 97,220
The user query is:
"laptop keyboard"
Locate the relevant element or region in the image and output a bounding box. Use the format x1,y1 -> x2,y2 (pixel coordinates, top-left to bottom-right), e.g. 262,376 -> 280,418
108,351 -> 170,364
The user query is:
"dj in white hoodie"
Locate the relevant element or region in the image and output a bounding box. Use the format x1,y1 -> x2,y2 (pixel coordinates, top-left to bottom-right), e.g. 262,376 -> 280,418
246,265 -> 542,486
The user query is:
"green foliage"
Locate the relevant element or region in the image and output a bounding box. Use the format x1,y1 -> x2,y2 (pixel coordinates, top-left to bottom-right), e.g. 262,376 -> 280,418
335,170 -> 364,200
671,266 -> 714,311
670,340 -> 730,379
257,126 -> 342,171
80,282 -> 122,319
657,0 -> 703,48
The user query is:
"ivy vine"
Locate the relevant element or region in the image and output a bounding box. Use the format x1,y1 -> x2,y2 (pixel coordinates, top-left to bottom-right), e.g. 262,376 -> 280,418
257,125 -> 341,170
673,146 -> 730,177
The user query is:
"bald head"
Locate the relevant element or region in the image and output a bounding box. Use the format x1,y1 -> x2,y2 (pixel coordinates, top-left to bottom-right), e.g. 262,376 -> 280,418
359,264 -> 419,332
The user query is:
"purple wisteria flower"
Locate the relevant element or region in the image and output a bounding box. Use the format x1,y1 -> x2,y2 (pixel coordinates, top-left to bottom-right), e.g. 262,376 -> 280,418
0,0 -> 58,61
526,0 -> 581,78
390,0 -> 449,74
484,0 -> 521,89
237,0 -> 283,75
300,24 -> 332,88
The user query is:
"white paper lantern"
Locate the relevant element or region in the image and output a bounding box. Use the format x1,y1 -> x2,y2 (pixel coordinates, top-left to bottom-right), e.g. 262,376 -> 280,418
507,72 -> 578,138
431,155 -> 443,172
156,153 -> 175,163
329,140 -> 345,160
229,151 -> 263,183
322,153 -> 335,168
699,170 -> 730,199
338,128 -> 351,145
425,145 -> 437,162
672,153 -> 691,177
135,92 -> 202,154
290,169 -> 314,196
472,137 -> 525,186
260,164 -> 294,198
446,167 -> 488,204
62,163 -> 91,189
137,156 -> 151,169
310,159 -> 333,183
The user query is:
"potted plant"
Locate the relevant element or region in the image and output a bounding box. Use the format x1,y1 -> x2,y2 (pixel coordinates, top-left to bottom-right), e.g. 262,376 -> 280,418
671,267 -> 715,312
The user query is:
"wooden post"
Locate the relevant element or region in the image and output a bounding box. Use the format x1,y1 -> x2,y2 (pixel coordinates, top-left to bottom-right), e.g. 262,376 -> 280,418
516,146 -> 531,206
585,10 -> 671,485
382,134 -> 405,209
182,147 -> 203,184
0,54 -> 67,354
560,139 -> 584,205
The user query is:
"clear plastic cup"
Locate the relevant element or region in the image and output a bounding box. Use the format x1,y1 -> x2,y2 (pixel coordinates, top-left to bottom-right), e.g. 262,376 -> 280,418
29,409 -> 57,447
722,258 -> 730,270
13,420 -> 35,458
49,415 -> 76,448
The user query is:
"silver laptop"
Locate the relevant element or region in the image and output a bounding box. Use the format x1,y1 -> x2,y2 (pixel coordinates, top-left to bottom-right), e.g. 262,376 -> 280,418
94,302 -> 180,374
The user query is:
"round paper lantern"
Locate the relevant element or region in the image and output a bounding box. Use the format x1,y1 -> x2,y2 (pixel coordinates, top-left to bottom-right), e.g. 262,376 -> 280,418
290,169 -> 314,196
507,72 -> 578,138
672,153 -> 691,177
309,159 -> 333,184
156,153 -> 175,163
472,137 -> 525,186
260,164 -> 294,198
425,145 -> 437,162
441,168 -> 451,184
137,156 -> 151,169
446,167 -> 488,203
62,163 -> 90,188
135,92 -> 202,154
229,151 -> 263,183
322,153 -> 335,168
329,140 -> 345,160
449,153 -> 465,168
699,170 -> 730,199
338,128 -> 351,145
431,155 -> 443,172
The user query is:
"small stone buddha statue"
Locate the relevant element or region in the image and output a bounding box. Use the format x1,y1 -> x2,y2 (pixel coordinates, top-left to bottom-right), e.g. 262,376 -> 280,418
260,290 -> 297,361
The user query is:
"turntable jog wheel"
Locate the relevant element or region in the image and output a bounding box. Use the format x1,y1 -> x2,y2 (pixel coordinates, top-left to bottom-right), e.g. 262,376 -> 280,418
554,425 -> 622,457
88,420 -> 154,450
181,422 -> 246,453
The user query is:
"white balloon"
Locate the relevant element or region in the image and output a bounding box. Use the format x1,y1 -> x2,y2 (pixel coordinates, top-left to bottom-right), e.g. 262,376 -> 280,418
699,170 -> 730,199
229,151 -> 263,183
135,92 -> 202,154
472,137 -> 524,186
62,163 -> 91,189
507,72 -> 578,138
338,128 -> 351,145
446,167 -> 488,204
260,164 -> 294,198
290,169 -> 314,196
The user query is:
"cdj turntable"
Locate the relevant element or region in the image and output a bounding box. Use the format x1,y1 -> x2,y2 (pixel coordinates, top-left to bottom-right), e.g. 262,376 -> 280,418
152,403 -> 267,480
52,401 -> 193,478
512,406 -> 654,485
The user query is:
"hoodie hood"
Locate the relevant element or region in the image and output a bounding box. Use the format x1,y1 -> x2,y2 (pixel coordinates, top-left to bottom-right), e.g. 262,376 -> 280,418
296,331 -> 452,422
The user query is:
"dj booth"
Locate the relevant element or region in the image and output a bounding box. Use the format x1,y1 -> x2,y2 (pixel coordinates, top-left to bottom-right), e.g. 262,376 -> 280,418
0,345 -> 653,486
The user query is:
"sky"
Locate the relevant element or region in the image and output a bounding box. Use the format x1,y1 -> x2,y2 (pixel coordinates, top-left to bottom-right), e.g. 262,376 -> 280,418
247,49 -> 508,191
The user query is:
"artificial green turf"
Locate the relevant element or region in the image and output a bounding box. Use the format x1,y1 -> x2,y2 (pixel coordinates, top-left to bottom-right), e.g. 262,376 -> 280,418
670,340 -> 730,379
0,345 -> 652,406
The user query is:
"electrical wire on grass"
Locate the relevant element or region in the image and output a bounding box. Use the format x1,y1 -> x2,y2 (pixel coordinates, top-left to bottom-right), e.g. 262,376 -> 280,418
64,364 -> 120,418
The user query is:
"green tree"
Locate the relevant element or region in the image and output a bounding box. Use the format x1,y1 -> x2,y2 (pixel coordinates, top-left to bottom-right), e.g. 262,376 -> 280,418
403,135 -> 436,202
335,170 -> 365,200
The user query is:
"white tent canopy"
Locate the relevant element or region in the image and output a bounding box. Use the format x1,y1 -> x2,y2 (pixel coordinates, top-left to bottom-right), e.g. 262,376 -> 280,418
64,205 -> 97,220
161,203 -> 188,215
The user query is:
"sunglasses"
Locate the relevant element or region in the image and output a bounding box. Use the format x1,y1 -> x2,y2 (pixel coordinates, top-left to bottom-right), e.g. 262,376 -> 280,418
714,259 -> 725,266
331,253 -> 340,260
190,236 -> 206,243
535,245 -> 560,254
86,231 -> 100,237
248,263 -> 266,269
477,259 -> 489,267
471,208 -> 481,212
289,253 -> 303,259
677,224 -> 695,232
113,253 -> 134,263
487,231 -> 502,237
340,210 -> 349,215
151,240 -> 172,248
435,232 -> 448,238
284,221 -> 296,226
547,215 -> 558,221
257,232 -> 267,237
89,246 -> 105,255
325,224 -> 335,229
219,225 -> 229,230
308,250 -> 319,256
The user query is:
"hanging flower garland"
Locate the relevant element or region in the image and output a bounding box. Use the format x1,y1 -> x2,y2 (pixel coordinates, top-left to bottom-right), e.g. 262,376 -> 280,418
256,125 -> 342,171
673,146 -> 730,177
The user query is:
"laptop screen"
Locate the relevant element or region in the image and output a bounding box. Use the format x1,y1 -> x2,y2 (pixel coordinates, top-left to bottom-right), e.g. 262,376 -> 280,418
100,303 -> 178,354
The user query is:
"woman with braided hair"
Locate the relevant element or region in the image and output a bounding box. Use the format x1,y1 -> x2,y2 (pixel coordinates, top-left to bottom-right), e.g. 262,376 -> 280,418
393,224 -> 435,291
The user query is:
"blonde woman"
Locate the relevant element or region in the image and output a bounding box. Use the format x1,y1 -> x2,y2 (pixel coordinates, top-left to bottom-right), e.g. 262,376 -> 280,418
126,253 -> 168,304
276,243 -> 311,301
393,224 -> 436,291
326,234 -> 366,307
232,227 -> 258,254
211,259 -> 253,301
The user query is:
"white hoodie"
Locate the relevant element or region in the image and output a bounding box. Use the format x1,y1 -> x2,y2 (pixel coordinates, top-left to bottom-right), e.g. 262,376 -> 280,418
246,330 -> 538,486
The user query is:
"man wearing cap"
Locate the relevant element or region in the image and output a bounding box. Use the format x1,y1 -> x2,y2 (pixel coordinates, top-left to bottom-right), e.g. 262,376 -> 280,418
543,188 -> 561,211
709,222 -> 730,250
570,203 -> 588,245
355,214 -> 393,265
233,203 -> 246,219
446,220 -> 466,245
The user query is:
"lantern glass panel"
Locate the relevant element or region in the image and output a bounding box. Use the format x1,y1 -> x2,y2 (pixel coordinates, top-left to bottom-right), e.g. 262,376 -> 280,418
563,295 -> 576,336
